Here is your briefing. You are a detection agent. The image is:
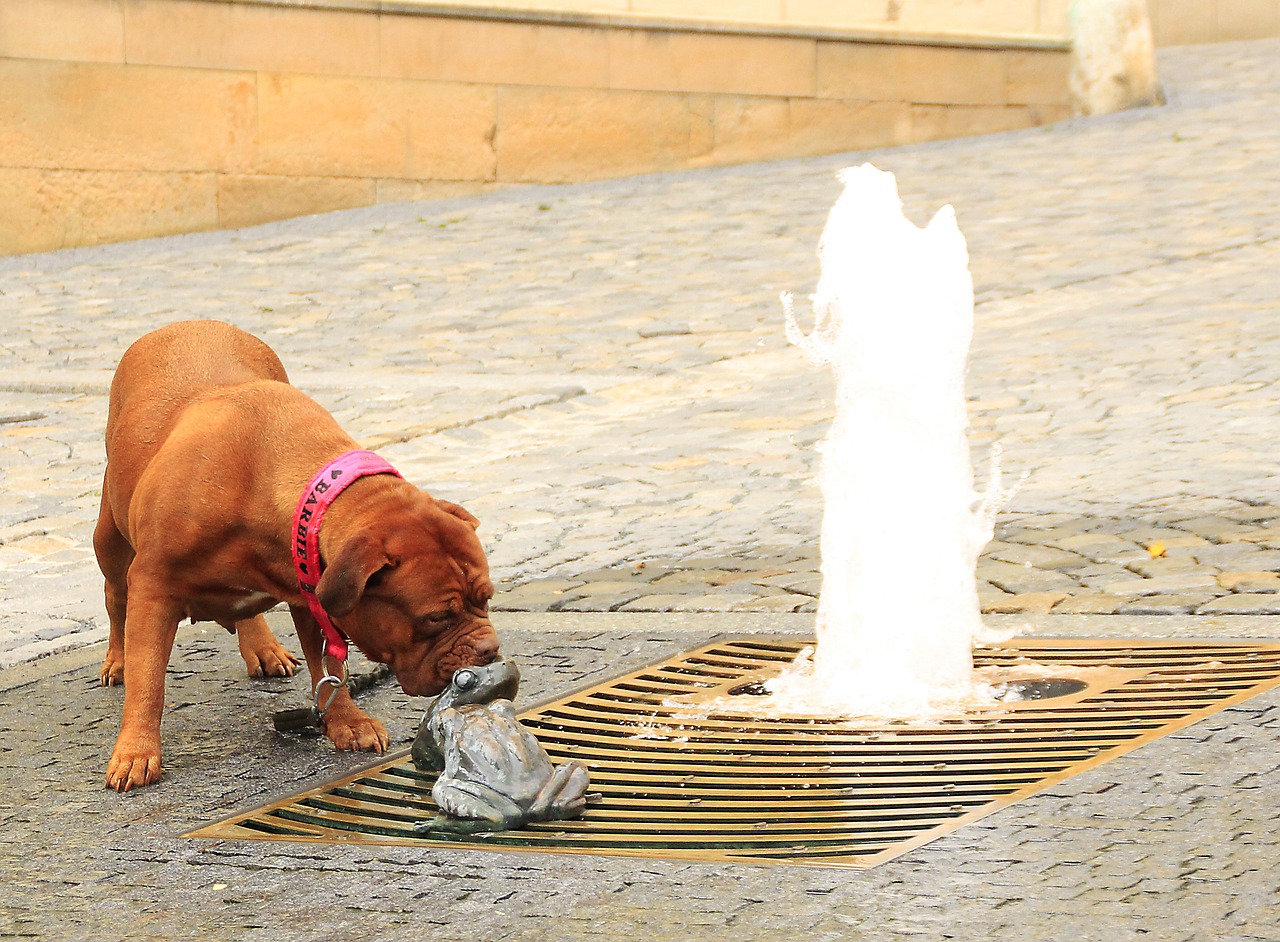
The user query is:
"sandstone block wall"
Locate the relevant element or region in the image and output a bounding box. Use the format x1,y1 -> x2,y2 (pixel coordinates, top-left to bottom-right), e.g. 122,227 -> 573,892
401,0 -> 1073,36
344,0 -> 1280,44
1147,0 -> 1280,45
0,0 -> 1072,255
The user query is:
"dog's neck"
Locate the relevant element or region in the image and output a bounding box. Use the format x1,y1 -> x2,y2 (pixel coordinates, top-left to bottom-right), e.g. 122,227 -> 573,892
291,452 -> 406,663
313,473 -> 411,567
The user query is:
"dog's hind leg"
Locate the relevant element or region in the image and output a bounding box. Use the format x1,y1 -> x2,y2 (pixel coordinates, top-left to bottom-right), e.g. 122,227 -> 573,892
93,486 -> 132,687
234,615 -> 300,678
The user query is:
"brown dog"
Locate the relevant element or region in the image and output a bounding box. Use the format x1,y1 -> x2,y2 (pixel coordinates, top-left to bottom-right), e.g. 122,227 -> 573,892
94,320 -> 499,791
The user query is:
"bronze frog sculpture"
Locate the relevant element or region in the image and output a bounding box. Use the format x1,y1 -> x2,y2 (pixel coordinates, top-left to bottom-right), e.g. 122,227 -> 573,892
411,658 -> 591,832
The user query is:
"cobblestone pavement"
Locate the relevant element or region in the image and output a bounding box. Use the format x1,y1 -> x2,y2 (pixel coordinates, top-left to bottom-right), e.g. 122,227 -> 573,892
2,613 -> 1278,942
496,505 -> 1280,618
3,36 -> 1280,942
2,40 -> 1280,666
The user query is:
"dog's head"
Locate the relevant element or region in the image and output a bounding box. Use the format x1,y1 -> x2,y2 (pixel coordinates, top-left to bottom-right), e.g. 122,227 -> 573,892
316,494 -> 499,697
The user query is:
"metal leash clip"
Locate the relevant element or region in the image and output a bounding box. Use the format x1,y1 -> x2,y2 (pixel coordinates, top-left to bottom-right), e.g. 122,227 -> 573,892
272,659 -> 348,735
312,671 -> 345,716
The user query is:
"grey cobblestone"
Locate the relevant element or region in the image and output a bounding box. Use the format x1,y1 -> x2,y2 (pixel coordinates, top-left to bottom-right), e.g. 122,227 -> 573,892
1116,593 -> 1219,615
1197,593 -> 1280,615
488,503 -> 1280,617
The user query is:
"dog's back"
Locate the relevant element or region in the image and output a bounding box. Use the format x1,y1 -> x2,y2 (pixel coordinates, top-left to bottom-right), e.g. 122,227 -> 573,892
104,320 -> 290,516
107,320 -> 287,453
109,320 -> 287,436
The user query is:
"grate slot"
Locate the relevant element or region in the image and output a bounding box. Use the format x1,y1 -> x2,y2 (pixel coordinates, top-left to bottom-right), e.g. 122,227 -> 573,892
526,717 -> 1166,746
227,817 -> 322,838
330,786 -> 436,814
533,742 -> 1131,763
529,701 -> 1199,731
532,744 -> 1107,771
582,779 -> 1044,796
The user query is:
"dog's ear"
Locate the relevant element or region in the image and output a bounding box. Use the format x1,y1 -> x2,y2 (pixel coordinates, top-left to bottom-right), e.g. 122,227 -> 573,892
316,534 -> 393,616
436,499 -> 480,531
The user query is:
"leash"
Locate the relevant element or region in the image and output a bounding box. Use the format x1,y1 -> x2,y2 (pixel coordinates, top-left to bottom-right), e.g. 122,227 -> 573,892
287,449 -> 403,724
272,662 -> 395,735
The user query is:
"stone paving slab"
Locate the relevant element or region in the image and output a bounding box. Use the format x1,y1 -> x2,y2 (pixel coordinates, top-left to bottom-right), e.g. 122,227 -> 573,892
1,612 -> 1277,941
6,40 -> 1280,666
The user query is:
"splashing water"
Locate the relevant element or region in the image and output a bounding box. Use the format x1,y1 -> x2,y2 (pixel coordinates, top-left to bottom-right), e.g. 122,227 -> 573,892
776,163 -> 1015,719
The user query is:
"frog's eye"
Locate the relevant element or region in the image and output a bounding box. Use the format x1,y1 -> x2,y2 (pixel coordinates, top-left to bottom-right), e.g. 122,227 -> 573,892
453,669 -> 478,691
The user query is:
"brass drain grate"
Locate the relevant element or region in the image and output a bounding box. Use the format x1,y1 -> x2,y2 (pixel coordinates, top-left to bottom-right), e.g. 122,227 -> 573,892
189,637 -> 1280,868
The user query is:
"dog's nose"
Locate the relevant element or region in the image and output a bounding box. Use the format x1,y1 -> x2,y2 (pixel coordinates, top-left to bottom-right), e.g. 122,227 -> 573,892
472,632 -> 500,665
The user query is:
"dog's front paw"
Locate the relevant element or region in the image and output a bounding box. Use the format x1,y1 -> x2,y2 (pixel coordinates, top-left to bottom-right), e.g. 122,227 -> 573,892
105,736 -> 162,792
323,710 -> 390,753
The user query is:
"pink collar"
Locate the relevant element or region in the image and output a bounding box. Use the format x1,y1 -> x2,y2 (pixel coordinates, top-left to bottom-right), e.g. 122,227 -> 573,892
292,450 -> 403,663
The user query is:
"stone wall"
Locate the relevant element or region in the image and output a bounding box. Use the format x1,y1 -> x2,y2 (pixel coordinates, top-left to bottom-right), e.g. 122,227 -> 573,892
0,0 -> 1071,256
1148,0 -> 1280,45
319,0 -> 1280,45
400,0 -> 1073,37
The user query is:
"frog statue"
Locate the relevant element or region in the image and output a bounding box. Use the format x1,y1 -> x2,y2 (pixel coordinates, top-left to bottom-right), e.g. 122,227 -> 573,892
411,658 -> 591,832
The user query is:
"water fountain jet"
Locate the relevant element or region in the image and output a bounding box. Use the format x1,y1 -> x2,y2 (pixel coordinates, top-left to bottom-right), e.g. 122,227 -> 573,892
772,163 -> 1015,719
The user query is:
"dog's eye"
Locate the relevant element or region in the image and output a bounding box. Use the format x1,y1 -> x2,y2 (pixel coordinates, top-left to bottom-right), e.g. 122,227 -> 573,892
453,669 -> 478,690
421,610 -> 454,628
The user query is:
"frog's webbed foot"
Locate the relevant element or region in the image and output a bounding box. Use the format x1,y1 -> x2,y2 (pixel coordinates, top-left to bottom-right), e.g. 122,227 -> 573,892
413,813 -> 503,836
432,779 -> 528,829
530,761 -> 591,822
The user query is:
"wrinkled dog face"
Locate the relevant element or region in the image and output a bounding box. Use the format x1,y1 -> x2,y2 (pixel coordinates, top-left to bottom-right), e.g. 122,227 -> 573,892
317,496 -> 499,696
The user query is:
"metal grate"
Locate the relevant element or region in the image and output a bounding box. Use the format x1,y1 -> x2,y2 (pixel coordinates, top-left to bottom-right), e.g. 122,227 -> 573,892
188,637 -> 1280,868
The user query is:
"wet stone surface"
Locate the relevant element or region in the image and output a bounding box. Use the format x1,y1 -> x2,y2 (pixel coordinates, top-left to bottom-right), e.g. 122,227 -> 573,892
1,619 -> 1278,942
